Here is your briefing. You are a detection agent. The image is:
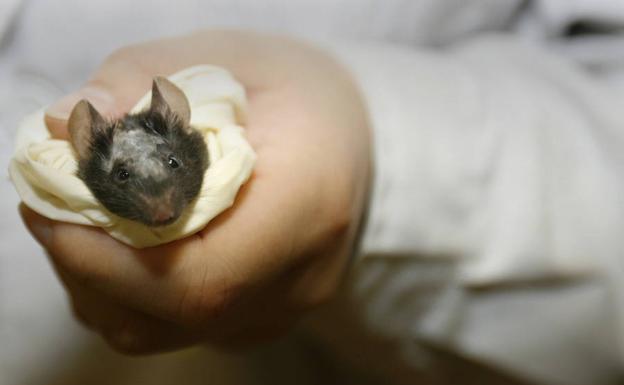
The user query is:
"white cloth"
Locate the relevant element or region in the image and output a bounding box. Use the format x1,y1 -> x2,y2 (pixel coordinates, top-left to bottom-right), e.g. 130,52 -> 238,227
322,36 -> 624,384
333,36 -> 624,285
8,65 -> 256,248
0,0 -> 21,39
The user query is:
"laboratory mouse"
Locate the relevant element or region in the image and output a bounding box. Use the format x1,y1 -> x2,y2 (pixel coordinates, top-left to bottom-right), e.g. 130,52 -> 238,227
67,77 -> 209,227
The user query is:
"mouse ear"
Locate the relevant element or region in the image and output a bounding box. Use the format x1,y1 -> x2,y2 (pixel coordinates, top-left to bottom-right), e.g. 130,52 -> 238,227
68,100 -> 106,160
150,76 -> 191,126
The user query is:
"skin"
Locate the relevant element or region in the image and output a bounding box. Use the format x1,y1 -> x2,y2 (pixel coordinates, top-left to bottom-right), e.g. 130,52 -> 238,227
19,30 -> 372,354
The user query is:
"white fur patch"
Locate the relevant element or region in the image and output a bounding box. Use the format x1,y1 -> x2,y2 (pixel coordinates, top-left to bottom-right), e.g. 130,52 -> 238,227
109,129 -> 168,181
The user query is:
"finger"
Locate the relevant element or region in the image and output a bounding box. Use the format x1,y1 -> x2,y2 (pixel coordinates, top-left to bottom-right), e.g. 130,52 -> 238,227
73,298 -> 199,355
50,262 -> 200,354
44,60 -> 152,140
18,164 -> 309,328
70,287 -> 199,355
45,84 -> 117,140
19,204 -> 217,325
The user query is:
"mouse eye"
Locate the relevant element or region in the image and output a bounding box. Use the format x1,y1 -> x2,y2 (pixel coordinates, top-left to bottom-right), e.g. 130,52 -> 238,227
116,168 -> 130,181
168,156 -> 180,169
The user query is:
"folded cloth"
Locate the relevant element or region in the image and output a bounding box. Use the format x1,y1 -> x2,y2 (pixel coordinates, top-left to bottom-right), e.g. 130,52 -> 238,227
9,65 -> 256,248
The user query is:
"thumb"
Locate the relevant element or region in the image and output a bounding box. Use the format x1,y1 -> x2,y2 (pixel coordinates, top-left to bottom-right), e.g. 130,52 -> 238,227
44,83 -> 118,140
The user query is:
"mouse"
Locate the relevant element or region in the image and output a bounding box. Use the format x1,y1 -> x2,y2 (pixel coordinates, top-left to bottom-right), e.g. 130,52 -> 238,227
67,77 -> 209,227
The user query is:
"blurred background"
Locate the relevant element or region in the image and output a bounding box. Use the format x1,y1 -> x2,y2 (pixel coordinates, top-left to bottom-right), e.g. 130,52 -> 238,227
2,1 -> 624,384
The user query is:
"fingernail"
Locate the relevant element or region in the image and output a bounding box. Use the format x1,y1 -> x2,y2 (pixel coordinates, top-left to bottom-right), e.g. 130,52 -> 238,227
19,205 -> 53,247
45,86 -> 115,120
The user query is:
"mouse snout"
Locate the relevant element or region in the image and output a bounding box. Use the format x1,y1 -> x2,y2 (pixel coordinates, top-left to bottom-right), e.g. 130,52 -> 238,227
140,189 -> 179,226
152,206 -> 175,223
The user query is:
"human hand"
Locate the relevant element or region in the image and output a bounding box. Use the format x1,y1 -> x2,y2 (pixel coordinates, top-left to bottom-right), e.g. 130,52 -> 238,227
19,30 -> 371,354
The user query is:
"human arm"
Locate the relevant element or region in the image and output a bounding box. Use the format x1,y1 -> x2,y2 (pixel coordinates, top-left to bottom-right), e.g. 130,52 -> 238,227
20,30 -> 372,353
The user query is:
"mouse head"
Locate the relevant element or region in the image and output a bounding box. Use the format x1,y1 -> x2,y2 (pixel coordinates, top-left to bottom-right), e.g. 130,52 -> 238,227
68,77 -> 209,226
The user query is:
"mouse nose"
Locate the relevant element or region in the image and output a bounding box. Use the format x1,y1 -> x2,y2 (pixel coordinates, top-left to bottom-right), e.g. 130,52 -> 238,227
139,190 -> 178,225
152,206 -> 175,224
